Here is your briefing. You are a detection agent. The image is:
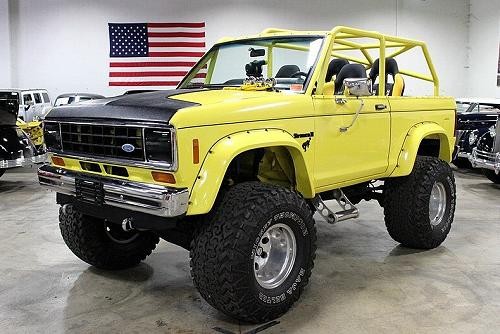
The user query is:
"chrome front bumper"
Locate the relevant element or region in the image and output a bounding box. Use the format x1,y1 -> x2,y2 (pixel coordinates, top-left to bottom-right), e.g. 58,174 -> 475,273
471,148 -> 500,173
457,151 -> 471,159
38,164 -> 189,218
0,153 -> 47,169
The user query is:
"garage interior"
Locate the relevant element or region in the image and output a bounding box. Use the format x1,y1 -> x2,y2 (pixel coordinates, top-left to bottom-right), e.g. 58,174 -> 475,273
1,1 -> 500,333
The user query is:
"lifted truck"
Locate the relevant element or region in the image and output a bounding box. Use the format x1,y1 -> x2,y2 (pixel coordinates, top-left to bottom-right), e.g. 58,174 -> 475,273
39,26 -> 456,323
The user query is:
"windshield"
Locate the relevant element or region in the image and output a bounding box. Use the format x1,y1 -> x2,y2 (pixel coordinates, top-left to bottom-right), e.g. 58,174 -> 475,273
478,104 -> 500,112
179,36 -> 324,92
54,96 -> 76,106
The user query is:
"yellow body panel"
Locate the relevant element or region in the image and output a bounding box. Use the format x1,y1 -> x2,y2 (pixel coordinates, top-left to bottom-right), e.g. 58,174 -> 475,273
49,155 -> 177,186
17,120 -> 44,147
188,129 -> 314,215
48,26 -> 456,217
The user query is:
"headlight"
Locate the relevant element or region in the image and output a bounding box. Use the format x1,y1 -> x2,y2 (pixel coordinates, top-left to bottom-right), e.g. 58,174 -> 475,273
468,130 -> 478,145
144,128 -> 175,167
43,122 -> 62,151
489,125 -> 496,138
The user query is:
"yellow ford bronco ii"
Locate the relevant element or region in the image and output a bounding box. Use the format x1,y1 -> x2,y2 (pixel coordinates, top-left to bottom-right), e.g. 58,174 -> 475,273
39,26 -> 456,323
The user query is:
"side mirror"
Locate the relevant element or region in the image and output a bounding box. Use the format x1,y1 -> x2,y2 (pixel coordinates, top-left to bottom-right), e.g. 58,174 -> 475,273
343,78 -> 372,97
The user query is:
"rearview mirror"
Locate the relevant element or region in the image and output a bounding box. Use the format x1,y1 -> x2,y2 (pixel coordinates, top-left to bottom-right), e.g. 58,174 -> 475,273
343,78 -> 372,97
249,48 -> 265,57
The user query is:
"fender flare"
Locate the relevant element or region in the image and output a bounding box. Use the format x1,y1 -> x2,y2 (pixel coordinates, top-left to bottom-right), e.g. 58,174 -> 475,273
391,122 -> 452,177
187,128 -> 314,215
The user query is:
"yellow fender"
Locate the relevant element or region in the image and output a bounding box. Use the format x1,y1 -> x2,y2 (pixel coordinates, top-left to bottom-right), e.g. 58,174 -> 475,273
188,128 -> 314,215
391,122 -> 453,177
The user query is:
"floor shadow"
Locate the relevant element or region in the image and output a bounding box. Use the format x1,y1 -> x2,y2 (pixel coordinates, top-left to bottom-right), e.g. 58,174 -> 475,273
387,245 -> 430,257
0,180 -> 33,193
87,262 -> 155,282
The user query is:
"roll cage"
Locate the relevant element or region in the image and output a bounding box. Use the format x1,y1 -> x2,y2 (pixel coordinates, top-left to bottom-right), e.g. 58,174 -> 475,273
192,26 -> 439,96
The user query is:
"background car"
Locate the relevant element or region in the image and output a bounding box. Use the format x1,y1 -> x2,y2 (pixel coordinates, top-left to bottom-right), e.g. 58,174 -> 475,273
0,92 -> 44,178
0,89 -> 52,122
53,93 -> 105,107
471,118 -> 500,183
453,98 -> 500,168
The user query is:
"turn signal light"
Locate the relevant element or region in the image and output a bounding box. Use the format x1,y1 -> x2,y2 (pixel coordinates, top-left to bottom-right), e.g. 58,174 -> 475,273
193,139 -> 200,164
152,171 -> 176,184
51,156 -> 65,166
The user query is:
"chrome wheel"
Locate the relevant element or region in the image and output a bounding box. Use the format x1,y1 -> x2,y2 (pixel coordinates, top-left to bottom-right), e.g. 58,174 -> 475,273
254,223 -> 297,289
429,182 -> 447,227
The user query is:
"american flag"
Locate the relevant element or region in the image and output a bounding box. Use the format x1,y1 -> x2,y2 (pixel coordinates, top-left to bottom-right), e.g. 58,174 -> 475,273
108,22 -> 206,88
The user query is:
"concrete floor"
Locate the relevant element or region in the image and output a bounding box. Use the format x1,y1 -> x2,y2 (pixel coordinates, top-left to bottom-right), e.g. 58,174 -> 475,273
1,166 -> 500,334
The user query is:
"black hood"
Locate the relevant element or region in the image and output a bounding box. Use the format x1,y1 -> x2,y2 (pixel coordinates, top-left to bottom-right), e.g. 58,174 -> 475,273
45,89 -> 200,124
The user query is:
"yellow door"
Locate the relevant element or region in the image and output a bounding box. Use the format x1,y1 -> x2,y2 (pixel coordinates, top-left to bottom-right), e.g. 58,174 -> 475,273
312,95 -> 391,187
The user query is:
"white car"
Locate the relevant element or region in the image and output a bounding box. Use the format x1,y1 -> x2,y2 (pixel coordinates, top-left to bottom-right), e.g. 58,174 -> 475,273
54,93 -> 105,107
0,89 -> 52,122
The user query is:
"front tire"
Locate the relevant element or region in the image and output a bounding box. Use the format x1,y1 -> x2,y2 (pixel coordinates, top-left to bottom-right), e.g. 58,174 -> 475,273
483,169 -> 500,184
59,204 -> 160,270
452,157 -> 472,169
190,182 -> 316,323
384,156 -> 456,249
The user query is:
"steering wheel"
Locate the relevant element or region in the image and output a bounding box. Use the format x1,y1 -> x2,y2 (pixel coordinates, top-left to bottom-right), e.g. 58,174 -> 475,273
291,71 -> 308,79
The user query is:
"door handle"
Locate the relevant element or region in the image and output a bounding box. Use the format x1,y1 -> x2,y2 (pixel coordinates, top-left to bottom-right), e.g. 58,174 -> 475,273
375,104 -> 387,110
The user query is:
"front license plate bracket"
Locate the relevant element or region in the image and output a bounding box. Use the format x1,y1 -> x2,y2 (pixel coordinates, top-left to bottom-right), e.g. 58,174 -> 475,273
75,178 -> 104,205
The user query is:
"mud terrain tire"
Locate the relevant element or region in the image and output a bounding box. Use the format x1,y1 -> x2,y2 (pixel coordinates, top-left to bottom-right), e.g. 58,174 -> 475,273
59,204 -> 159,270
384,156 -> 456,249
190,182 -> 316,323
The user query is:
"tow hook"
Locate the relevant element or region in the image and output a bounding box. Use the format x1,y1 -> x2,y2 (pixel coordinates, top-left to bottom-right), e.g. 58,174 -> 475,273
122,218 -> 134,231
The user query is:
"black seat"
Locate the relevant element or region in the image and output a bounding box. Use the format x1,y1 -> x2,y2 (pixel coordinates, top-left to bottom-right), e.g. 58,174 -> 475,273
334,64 -> 367,94
275,65 -> 300,78
369,58 -> 404,96
325,59 -> 349,82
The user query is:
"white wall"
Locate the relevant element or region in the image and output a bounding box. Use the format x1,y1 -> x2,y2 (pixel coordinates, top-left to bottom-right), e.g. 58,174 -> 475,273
3,0 -> 469,98
0,0 -> 11,87
467,0 -> 500,98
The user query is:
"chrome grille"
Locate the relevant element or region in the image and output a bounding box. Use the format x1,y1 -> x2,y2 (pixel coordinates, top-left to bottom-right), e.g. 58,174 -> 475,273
60,123 -> 144,161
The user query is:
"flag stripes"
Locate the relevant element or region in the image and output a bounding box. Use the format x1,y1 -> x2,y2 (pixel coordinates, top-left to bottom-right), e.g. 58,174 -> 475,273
108,22 -> 206,88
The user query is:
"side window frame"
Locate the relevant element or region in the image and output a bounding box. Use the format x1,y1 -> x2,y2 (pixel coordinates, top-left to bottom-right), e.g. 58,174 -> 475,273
23,93 -> 33,105
33,93 -> 42,104
42,92 -> 50,104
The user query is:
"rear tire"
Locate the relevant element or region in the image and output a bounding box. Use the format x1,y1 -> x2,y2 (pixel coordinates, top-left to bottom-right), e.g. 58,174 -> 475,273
190,182 -> 316,323
483,169 -> 500,184
384,156 -> 456,249
59,204 -> 160,270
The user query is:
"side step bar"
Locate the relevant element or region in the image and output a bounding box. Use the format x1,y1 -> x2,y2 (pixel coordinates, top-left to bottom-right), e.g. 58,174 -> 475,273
312,189 -> 359,224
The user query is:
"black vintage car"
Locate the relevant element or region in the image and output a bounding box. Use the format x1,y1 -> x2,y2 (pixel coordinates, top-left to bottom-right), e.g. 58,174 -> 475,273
453,99 -> 500,168
471,117 -> 500,183
0,92 -> 44,178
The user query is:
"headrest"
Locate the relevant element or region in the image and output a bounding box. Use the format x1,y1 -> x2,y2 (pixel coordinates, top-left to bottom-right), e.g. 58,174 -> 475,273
369,58 -> 399,82
325,59 -> 349,82
275,64 -> 301,78
334,64 -> 367,94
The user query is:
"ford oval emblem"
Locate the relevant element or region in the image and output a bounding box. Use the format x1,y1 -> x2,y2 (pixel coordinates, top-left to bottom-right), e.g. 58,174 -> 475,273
121,143 -> 135,153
